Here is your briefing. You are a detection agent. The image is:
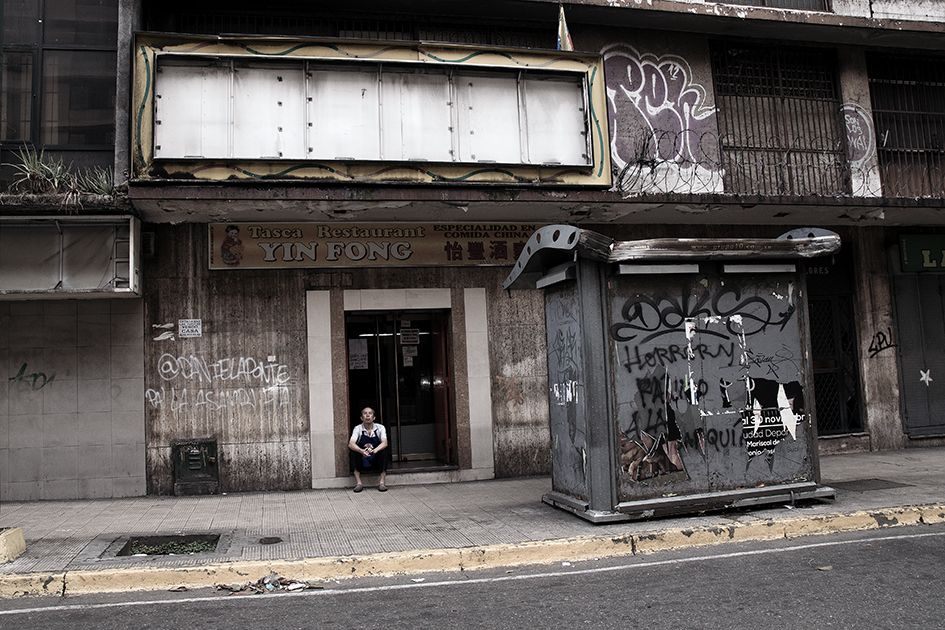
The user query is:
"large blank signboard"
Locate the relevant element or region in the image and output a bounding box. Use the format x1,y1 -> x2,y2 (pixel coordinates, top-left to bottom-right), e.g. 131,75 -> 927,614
154,58 -> 590,167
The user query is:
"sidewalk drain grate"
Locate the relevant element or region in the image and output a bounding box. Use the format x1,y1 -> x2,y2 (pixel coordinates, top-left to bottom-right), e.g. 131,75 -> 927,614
259,537 -> 283,545
827,478 -> 913,492
116,534 -> 222,556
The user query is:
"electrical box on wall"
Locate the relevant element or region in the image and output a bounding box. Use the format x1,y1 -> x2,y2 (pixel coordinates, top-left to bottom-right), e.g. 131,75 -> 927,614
172,439 -> 220,496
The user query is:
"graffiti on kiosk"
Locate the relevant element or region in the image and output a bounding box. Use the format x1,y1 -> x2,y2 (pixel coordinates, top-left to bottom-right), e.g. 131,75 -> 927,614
610,286 -> 796,344
613,281 -> 806,481
549,308 -> 582,407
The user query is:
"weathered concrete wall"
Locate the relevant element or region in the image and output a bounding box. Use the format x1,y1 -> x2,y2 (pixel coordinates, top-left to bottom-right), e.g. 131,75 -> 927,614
852,228 -> 905,450
837,48 -> 882,197
871,0 -> 945,21
143,224 -> 311,494
486,280 -> 550,477
113,0 -> 142,185
831,0 -> 873,17
0,299 -> 145,500
143,226 -> 551,491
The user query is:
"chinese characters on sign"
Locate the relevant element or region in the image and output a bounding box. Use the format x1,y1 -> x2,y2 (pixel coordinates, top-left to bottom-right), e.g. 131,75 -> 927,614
209,223 -> 539,270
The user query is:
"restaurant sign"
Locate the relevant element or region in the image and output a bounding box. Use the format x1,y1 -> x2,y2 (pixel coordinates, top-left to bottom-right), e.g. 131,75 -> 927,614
900,235 -> 945,272
209,223 -> 539,270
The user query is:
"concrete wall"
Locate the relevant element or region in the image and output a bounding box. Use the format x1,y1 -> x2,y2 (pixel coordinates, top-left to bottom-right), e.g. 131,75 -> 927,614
837,48 -> 882,197
143,225 -> 551,492
143,225 -> 311,494
0,300 -> 145,501
871,0 -> 945,21
852,228 -> 905,450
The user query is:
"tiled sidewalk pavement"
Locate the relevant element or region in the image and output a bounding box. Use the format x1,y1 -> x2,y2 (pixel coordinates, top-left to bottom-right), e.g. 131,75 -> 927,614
0,448 -> 943,576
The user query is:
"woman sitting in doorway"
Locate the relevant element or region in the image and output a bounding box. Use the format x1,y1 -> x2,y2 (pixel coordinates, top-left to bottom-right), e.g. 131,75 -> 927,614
348,406 -> 389,492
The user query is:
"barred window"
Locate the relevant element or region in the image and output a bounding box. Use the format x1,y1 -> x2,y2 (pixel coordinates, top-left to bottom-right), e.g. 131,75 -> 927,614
711,43 -> 847,196
868,53 -> 945,198
721,0 -> 830,10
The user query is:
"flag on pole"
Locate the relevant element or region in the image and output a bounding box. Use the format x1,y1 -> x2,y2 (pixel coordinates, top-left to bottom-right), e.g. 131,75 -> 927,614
557,4 -> 574,51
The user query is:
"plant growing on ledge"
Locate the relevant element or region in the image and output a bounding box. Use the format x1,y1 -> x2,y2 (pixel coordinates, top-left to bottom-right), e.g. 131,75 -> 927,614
2,145 -> 116,208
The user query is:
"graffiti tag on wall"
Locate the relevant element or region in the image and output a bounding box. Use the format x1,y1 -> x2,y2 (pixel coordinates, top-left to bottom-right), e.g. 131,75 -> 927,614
603,45 -> 722,195
9,363 -> 55,390
145,353 -> 292,415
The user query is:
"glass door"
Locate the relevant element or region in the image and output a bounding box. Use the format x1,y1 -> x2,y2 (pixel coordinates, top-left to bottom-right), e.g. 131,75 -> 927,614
345,310 -> 454,467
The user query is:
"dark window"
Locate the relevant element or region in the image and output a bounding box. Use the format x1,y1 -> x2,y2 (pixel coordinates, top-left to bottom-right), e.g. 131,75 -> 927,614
711,43 -> 847,196
1,51 -> 32,141
41,51 -> 115,146
44,0 -> 118,46
1,0 -> 40,44
1,0 -> 116,182
867,53 -> 945,198
722,0 -> 830,10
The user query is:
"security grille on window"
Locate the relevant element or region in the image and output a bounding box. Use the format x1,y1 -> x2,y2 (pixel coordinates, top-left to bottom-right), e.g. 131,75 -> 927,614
153,58 -> 591,167
868,53 -> 945,198
721,0 -> 830,10
711,43 -> 847,196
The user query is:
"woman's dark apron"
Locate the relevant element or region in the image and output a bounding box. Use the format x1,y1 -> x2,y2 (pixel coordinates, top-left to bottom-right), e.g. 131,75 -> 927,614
355,428 -> 384,472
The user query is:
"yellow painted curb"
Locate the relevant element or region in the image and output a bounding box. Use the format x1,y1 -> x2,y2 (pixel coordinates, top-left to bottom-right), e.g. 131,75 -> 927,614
1,503 -> 943,597
0,573 -> 64,598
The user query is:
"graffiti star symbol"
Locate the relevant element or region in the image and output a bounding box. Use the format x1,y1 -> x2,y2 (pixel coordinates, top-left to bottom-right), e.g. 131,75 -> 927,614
920,369 -> 933,387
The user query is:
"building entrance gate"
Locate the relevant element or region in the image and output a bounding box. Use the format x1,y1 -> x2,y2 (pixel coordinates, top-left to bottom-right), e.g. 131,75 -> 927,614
345,310 -> 454,469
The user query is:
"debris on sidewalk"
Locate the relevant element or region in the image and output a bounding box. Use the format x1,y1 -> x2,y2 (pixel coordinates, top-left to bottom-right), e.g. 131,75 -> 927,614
215,572 -> 326,595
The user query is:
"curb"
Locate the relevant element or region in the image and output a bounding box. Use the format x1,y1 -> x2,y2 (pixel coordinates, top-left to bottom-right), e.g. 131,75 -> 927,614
3,503 -> 944,598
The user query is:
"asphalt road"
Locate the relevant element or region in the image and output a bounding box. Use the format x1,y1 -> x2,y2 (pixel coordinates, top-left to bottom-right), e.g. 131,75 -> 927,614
1,524 -> 944,629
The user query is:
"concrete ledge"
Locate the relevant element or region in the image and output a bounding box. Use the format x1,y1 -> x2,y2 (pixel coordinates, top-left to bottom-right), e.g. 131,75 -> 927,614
2,503 -> 943,598
0,529 -> 26,564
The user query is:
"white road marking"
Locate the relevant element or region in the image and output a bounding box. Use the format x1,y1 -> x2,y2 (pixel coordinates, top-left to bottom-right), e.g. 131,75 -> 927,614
2,528 -> 944,616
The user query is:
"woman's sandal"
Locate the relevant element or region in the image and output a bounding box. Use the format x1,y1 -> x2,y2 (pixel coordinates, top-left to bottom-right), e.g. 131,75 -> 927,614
378,484 -> 388,492
353,484 -> 363,493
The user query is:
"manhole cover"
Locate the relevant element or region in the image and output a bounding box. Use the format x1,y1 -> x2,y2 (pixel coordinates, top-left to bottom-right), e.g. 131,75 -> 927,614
258,537 -> 283,545
826,478 -> 913,492
117,534 -> 221,556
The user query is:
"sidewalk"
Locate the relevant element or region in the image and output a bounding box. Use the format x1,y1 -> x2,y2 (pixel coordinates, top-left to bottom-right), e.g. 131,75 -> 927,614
0,447 -> 943,596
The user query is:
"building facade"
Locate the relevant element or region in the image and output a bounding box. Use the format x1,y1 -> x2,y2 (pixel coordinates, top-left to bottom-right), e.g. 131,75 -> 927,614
1,0 -> 944,499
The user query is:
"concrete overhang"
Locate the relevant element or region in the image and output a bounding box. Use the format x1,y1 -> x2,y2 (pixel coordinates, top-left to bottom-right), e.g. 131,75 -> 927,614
542,0 -> 945,51
127,183 -> 945,226
330,0 -> 945,50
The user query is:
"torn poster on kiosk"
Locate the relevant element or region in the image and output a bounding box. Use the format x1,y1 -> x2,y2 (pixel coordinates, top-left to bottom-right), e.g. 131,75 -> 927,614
610,276 -> 808,486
